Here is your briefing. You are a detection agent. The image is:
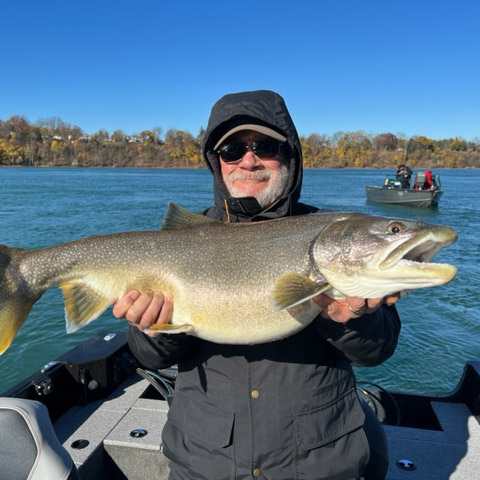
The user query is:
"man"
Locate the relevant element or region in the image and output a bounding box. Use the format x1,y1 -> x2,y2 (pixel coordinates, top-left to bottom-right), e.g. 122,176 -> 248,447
423,170 -> 435,190
396,164 -> 412,189
114,90 -> 401,479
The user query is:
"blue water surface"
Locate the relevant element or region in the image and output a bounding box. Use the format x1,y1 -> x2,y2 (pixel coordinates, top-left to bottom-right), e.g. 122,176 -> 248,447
0,167 -> 478,394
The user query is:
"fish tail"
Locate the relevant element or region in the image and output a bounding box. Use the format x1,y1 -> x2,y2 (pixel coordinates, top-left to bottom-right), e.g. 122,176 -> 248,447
0,245 -> 39,355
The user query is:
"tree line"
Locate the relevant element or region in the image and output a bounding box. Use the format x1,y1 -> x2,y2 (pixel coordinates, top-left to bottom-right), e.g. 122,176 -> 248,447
1,115 -> 479,169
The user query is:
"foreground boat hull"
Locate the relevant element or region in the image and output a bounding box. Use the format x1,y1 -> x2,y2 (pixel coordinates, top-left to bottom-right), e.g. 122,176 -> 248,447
1,331 -> 479,479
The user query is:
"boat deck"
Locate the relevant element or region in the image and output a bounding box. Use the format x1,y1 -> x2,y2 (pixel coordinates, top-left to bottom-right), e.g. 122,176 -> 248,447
385,401 -> 480,479
53,373 -> 480,480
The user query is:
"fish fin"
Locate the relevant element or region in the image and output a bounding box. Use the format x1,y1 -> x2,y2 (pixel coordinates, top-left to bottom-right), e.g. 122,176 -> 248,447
270,273 -> 330,311
60,281 -> 114,333
160,203 -> 219,230
144,323 -> 194,334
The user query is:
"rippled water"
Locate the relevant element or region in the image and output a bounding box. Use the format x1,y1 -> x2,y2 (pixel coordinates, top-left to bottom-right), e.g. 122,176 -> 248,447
0,167 -> 478,395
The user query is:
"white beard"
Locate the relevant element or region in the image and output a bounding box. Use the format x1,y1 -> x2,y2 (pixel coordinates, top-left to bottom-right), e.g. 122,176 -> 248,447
224,164 -> 289,208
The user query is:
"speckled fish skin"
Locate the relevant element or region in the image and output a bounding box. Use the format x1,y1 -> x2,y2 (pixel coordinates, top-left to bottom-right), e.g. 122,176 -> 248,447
0,204 -> 457,354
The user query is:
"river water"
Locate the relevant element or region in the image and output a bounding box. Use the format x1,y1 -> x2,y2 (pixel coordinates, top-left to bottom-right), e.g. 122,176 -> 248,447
0,167 -> 478,394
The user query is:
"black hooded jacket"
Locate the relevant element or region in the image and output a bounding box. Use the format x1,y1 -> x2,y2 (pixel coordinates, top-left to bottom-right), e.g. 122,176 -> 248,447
202,89 -> 318,222
127,90 -> 400,480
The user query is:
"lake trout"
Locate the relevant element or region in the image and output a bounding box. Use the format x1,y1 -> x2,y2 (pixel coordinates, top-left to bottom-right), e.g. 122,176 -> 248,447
0,203 -> 457,354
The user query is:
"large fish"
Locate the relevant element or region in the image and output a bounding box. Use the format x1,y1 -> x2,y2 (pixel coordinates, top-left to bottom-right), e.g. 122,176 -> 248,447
0,204 -> 457,354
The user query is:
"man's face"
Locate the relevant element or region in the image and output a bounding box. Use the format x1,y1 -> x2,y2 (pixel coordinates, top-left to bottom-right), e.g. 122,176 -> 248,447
218,130 -> 289,208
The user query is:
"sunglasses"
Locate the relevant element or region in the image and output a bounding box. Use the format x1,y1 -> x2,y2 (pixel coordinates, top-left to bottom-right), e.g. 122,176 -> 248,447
216,137 -> 284,163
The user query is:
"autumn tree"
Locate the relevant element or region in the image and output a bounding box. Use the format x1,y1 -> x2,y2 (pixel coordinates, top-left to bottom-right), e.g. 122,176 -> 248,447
450,137 -> 467,151
164,129 -> 202,165
0,115 -> 478,168
140,130 -> 155,143
196,127 -> 206,147
337,131 -> 372,152
372,133 -> 398,151
301,134 -> 332,167
412,136 -> 435,152
5,115 -> 31,145
152,127 -> 163,144
93,129 -> 110,142
111,129 -> 126,142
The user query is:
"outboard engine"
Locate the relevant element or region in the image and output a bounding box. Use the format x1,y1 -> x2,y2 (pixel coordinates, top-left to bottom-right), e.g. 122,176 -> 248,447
413,172 -> 426,189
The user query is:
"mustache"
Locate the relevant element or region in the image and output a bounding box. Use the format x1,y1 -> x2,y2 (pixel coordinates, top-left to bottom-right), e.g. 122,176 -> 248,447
228,171 -> 273,182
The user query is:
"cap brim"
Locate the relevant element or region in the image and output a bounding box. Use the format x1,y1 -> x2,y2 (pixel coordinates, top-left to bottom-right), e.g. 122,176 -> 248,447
214,124 -> 287,150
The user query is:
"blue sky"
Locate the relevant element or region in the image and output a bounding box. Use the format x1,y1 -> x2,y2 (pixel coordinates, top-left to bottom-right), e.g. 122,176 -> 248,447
1,0 -> 479,140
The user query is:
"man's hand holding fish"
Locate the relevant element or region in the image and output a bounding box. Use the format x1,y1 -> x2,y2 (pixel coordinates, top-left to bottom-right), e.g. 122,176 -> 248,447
113,290 -> 173,336
314,292 -> 404,323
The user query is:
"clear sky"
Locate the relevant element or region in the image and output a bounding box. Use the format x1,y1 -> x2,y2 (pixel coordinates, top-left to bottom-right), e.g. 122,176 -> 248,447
1,0 -> 479,140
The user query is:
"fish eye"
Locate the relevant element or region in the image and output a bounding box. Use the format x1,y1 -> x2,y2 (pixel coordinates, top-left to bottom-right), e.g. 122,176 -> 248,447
388,222 -> 404,234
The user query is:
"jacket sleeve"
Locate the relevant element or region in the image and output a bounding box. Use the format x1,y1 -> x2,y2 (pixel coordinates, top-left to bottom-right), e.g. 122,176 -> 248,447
127,325 -> 192,370
314,304 -> 401,367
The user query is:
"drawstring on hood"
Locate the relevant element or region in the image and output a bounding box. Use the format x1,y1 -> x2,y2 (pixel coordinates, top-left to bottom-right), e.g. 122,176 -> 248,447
202,90 -> 313,222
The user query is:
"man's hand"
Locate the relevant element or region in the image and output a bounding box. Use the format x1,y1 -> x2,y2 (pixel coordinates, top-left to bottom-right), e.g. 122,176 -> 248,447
313,292 -> 404,324
113,290 -> 173,336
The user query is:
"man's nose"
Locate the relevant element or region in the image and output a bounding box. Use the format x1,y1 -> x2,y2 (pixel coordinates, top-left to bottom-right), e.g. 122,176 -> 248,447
238,150 -> 260,168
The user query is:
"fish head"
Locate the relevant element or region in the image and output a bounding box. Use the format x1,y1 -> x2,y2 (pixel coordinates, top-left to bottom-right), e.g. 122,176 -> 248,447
311,214 -> 458,298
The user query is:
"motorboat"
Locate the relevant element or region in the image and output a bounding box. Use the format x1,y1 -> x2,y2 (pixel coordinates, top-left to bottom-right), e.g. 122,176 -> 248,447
366,172 -> 443,208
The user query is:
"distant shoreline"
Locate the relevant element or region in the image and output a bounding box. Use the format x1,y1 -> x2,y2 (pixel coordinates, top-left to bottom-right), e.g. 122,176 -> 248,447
1,165 -> 476,170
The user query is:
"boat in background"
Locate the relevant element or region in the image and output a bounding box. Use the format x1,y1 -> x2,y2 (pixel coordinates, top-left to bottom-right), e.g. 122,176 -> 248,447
0,330 -> 479,479
366,171 -> 443,208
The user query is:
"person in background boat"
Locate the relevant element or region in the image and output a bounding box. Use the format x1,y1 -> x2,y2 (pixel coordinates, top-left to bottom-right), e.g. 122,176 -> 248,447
114,90 -> 402,480
413,170 -> 436,190
396,164 -> 412,188
423,170 -> 436,190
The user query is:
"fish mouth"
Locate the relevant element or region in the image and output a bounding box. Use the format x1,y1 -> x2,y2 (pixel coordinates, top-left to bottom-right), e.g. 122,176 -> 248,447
378,227 -> 458,280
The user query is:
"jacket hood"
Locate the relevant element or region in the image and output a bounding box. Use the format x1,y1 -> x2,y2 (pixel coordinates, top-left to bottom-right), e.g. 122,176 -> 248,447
202,90 -> 304,222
